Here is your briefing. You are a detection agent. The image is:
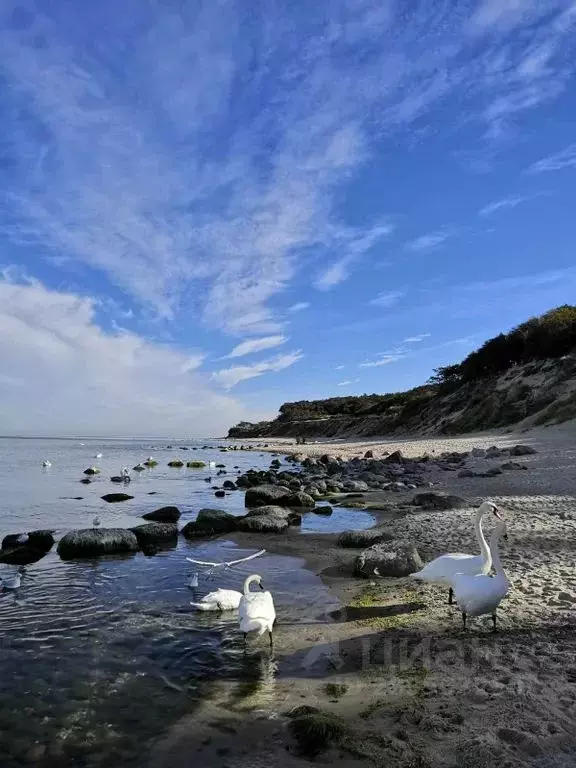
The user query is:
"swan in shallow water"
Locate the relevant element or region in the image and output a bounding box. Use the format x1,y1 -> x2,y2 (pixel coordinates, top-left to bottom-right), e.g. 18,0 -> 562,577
94,453 -> 103,459
0,567 -> 26,590
238,574 -> 276,646
190,586 -> 243,611
450,520 -> 510,631
42,460 -> 52,468
409,501 -> 501,604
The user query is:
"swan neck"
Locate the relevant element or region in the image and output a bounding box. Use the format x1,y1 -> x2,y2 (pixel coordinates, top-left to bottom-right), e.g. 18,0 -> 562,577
475,508 -> 490,564
243,575 -> 258,594
491,530 -> 504,576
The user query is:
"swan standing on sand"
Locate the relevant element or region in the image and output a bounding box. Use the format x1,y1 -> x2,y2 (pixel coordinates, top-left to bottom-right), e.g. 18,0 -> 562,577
190,586 -> 243,611
238,574 -> 276,647
409,501 -> 502,604
451,520 -> 509,631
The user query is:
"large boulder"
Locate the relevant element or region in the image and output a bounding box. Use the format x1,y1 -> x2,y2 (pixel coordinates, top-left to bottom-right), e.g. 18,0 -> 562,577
196,508 -> 237,533
355,540 -> 423,578
0,529 -> 56,565
101,493 -> 134,503
142,506 -> 181,522
313,505 -> 333,516
342,480 -> 369,492
411,492 -> 467,511
338,526 -> 394,548
181,521 -> 215,539
58,528 -> 139,560
130,523 -> 178,546
236,512 -> 289,533
509,445 -> 537,456
285,491 -> 316,508
245,484 -> 292,507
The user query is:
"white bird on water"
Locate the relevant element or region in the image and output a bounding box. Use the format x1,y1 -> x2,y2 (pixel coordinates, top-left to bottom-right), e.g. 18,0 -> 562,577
0,567 -> 26,590
409,501 -> 502,604
450,520 -> 510,631
95,453 -> 103,459
238,574 -> 276,647
42,460 -> 52,468
188,572 -> 199,588
190,585 -> 243,611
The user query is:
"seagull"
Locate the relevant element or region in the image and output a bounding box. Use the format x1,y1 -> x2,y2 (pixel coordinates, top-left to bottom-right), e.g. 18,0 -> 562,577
42,460 -> 52,468
95,453 -> 103,459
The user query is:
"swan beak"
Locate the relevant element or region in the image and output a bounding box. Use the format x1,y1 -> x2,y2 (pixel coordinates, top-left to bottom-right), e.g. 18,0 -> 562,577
259,583 -> 265,591
493,508 -> 503,520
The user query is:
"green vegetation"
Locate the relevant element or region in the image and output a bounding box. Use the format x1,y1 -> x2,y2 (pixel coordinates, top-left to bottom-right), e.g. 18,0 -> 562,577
227,305 -> 576,438
289,710 -> 348,756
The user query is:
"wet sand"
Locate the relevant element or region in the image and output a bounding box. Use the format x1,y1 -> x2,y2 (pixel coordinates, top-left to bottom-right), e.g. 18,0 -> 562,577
149,425 -> 576,768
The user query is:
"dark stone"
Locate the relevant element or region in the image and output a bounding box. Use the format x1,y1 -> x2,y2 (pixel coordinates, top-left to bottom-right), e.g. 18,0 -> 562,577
236,513 -> 288,533
364,450 -> 374,459
338,526 -> 394,548
245,484 -> 292,507
510,445 -> 537,456
80,478 -> 92,484
383,450 -> 405,465
285,491 -> 316,508
142,505 -> 181,522
355,540 -> 423,577
181,521 -> 215,539
58,528 -> 139,559
196,508 -> 237,533
458,469 -> 476,478
411,492 -> 467,511
222,480 -> 237,490
130,523 -> 178,546
2,530 -> 54,552
168,460 -> 185,467
83,467 -> 100,475
214,490 -> 226,498
313,505 -> 333,516
101,493 -> 134,503
501,461 -> 528,471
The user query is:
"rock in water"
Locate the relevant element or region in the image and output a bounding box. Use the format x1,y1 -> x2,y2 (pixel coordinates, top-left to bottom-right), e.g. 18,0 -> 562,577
214,490 -> 226,498
313,505 -> 333,516
285,491 -> 316,508
130,523 -> 178,546
355,541 -> 423,577
244,484 -> 292,507
0,529 -> 56,565
83,467 -> 101,475
58,528 -> 139,559
186,460 -> 206,468
181,521 -> 215,539
142,506 -> 181,522
236,513 -> 289,533
195,508 -> 237,533
101,493 -> 134,503
168,459 -> 185,468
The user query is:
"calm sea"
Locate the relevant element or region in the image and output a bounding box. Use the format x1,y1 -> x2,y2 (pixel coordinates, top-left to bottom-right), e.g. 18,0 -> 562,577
0,437 -> 373,766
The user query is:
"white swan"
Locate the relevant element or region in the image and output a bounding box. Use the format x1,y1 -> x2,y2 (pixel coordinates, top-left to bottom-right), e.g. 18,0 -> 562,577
111,468 -> 131,483
238,574 -> 276,646
451,520 -> 509,631
409,501 -> 501,604
0,567 -> 25,590
42,460 -> 52,468
190,587 -> 243,611
95,453 -> 103,459
208,461 -> 217,469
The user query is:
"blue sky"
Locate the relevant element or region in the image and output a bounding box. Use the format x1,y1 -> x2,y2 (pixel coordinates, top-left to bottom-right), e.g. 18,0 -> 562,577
1,0 -> 576,436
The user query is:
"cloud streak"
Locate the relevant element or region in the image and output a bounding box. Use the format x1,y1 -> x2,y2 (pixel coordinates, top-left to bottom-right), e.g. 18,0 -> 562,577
211,350 -> 304,389
1,0 -> 574,341
528,144 -> 576,173
225,335 -> 287,359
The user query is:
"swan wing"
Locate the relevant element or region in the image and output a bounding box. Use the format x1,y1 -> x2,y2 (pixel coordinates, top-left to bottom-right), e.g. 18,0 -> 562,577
192,589 -> 243,610
411,553 -> 483,582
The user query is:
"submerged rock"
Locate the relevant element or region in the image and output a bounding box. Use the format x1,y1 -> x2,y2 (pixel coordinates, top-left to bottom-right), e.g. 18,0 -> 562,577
130,523 -> 178,546
58,528 -> 139,559
186,461 -> 206,468
501,461 -> 528,471
168,459 -> 185,468
313,505 -> 333,516
355,540 -> 423,577
142,505 -> 181,522
101,493 -> 134,503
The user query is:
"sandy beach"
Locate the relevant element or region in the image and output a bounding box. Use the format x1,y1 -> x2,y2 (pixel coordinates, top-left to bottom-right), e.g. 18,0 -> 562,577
149,424 -> 576,768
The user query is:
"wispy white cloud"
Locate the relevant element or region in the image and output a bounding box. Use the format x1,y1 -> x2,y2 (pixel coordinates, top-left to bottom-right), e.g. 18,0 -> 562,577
1,0 -> 575,340
211,350 -> 303,389
359,355 -> 403,369
287,302 -> 310,313
528,143 -> 576,173
405,228 -> 456,252
315,221 -> 394,290
335,364 -> 346,371
478,195 -> 527,216
370,290 -> 404,308
403,333 -> 431,343
225,335 -> 287,359
0,278 -> 260,436
338,378 -> 360,386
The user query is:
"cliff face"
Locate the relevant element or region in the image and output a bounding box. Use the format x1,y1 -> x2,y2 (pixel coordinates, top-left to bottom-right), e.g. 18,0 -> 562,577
228,355 -> 576,439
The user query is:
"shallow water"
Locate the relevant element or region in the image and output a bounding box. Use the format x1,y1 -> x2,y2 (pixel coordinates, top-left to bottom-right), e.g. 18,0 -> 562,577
0,438 -> 371,765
